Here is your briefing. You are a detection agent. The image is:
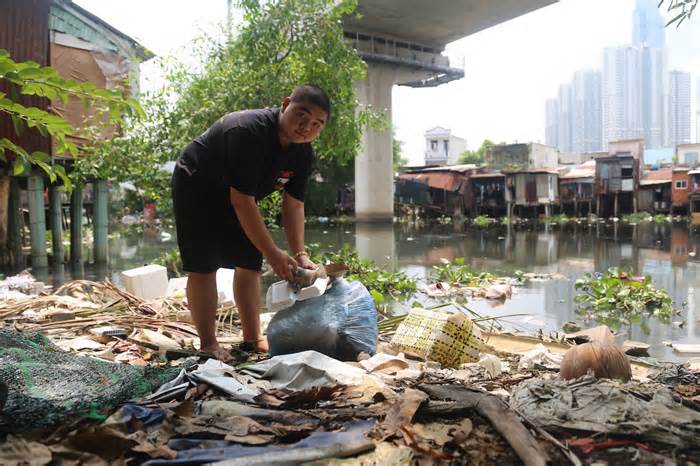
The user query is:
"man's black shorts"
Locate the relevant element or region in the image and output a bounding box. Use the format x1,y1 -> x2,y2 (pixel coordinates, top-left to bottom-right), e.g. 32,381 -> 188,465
171,164 -> 262,273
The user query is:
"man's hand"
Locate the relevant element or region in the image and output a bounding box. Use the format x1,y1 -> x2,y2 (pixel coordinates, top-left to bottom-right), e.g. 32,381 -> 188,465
266,247 -> 297,282
297,254 -> 316,270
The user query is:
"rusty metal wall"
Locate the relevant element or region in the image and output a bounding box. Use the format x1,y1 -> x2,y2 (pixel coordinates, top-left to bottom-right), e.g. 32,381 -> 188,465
0,0 -> 51,158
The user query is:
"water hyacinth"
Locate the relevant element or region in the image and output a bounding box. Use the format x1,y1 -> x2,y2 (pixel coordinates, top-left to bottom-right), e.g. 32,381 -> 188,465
574,267 -> 677,330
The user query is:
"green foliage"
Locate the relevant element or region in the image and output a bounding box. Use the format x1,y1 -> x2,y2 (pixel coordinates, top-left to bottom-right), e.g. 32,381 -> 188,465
548,214 -> 572,225
432,257 -> 497,286
473,215 -> 496,227
393,132 -> 408,172
83,0 -> 383,221
309,243 -> 417,302
658,0 -> 696,27
0,49 -> 141,187
154,248 -> 183,278
574,268 -> 676,330
457,139 -> 494,165
304,181 -> 338,216
258,191 -> 283,228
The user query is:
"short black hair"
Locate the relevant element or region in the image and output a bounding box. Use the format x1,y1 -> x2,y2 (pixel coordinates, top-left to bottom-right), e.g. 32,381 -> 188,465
290,84 -> 331,119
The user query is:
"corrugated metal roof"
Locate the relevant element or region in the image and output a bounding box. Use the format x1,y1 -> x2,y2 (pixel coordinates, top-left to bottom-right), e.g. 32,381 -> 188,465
405,164 -> 478,174
398,172 -> 464,191
561,160 -> 596,180
0,0 -> 52,157
642,168 -> 673,182
470,172 -> 505,179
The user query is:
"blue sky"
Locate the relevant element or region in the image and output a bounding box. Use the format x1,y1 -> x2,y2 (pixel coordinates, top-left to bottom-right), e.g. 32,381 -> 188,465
75,0 -> 700,165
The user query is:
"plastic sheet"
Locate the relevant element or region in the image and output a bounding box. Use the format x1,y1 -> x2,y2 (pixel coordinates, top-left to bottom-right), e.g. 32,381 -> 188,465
266,279 -> 377,360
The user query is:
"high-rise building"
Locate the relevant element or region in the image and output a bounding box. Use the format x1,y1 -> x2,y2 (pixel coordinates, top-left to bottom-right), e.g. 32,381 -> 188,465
697,77 -> 700,143
632,0 -> 665,48
545,0 -> 675,151
571,70 -> 602,153
602,46 -> 643,147
545,98 -> 559,149
667,70 -> 692,146
557,84 -> 573,152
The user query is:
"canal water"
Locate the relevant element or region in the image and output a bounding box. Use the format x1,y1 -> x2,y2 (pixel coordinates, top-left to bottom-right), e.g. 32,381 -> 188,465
28,220 -> 700,362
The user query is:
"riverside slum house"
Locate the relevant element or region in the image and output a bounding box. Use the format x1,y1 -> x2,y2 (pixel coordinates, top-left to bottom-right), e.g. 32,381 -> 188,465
395,164 -> 479,216
559,160 -> 596,217
639,168 -> 673,214
484,142 -> 559,219
672,168 -> 691,215
690,168 -> 700,222
594,139 -> 644,217
0,0 -> 153,270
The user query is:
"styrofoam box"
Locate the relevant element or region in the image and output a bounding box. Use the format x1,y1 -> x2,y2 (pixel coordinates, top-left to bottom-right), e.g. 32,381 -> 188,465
121,264 -> 168,300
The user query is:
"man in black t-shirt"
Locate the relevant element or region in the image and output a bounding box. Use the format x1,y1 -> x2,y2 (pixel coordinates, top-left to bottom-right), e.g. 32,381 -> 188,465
171,85 -> 329,361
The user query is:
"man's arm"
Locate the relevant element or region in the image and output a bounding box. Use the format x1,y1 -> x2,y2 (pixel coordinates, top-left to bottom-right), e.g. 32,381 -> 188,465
230,187 -> 296,281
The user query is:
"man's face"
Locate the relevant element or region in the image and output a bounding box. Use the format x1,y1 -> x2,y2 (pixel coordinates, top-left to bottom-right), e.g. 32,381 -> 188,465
279,97 -> 327,144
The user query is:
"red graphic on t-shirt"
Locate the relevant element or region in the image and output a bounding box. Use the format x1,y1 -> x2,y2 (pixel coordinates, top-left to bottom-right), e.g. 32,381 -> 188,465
275,170 -> 294,190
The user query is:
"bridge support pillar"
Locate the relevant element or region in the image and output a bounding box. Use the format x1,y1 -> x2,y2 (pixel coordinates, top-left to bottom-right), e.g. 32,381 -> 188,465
354,63 -> 396,222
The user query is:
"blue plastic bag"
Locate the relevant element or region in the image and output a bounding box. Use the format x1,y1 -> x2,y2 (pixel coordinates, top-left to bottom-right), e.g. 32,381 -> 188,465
266,279 -> 378,360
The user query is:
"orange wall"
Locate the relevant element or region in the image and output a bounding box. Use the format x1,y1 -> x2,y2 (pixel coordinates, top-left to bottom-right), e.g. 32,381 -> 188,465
672,170 -> 689,205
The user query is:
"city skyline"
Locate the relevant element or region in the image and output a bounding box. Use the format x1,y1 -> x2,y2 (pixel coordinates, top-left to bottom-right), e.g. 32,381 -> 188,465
546,0 -> 693,154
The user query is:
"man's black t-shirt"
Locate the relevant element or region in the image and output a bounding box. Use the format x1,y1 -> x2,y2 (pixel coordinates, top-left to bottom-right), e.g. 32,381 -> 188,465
177,107 -> 314,202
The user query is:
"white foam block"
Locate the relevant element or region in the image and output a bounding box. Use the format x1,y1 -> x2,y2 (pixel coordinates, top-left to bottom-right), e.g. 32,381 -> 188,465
266,281 -> 296,312
121,264 -> 168,300
297,277 -> 329,301
216,268 -> 236,305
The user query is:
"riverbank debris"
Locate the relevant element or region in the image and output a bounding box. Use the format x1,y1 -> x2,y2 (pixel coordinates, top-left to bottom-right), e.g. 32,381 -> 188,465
0,272 -> 698,465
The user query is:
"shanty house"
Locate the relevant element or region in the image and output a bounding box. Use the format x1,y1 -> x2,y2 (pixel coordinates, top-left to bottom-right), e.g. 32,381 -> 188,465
689,169 -> 700,222
504,169 -> 559,218
1,0 -> 152,268
395,165 -> 478,216
594,151 -> 641,217
469,172 -> 506,217
484,142 -> 559,172
559,160 -> 595,216
639,168 -> 673,213
672,168 -> 690,214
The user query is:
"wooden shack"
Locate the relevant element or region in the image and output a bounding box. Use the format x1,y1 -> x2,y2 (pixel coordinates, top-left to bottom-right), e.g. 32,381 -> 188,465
639,168 -> 672,213
559,160 -> 595,217
469,172 -> 506,217
594,153 -> 640,217
395,165 -> 478,216
504,169 -> 559,218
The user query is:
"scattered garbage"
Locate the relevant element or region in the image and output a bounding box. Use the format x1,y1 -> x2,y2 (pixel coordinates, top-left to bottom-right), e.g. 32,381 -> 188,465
266,279 -> 377,360
390,307 -> 483,368
0,268 -> 698,465
121,264 -> 169,300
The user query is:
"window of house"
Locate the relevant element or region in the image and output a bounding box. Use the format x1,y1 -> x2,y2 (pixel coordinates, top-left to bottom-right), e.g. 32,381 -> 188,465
685,152 -> 699,166
675,180 -> 687,189
430,140 -> 438,151
443,140 -> 449,155
621,167 -> 633,177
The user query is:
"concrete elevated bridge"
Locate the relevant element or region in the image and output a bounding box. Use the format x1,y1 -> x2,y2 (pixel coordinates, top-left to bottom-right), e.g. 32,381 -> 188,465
344,0 -> 557,221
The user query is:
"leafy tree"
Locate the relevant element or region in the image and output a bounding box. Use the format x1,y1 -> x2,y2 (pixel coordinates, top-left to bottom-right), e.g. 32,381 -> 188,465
457,139 -> 495,165
658,0 -> 696,26
0,49 -> 141,187
393,133 -> 408,172
80,0 -> 384,220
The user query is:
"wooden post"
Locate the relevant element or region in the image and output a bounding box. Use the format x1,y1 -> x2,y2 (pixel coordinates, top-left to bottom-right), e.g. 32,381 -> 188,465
614,193 -> 619,218
545,203 -> 551,218
70,186 -> 83,265
27,175 -> 48,267
93,180 -> 109,263
8,178 -> 24,269
596,196 -> 601,217
49,185 -> 64,264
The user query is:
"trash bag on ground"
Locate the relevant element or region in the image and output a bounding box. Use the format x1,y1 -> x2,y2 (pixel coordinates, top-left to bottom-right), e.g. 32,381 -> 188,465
266,279 -> 377,360
0,328 -> 185,433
